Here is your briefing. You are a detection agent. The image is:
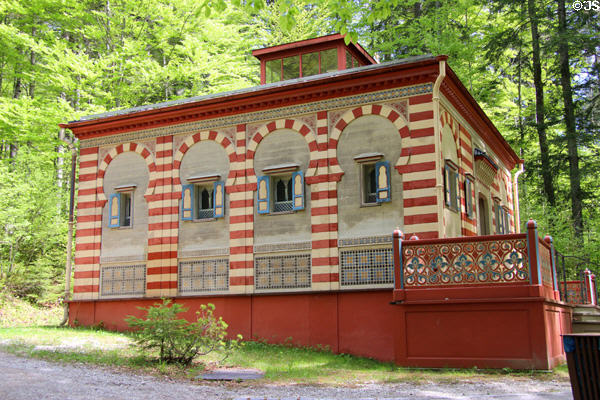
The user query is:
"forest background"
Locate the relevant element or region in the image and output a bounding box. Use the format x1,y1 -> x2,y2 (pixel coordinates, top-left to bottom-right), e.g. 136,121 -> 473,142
0,0 -> 598,305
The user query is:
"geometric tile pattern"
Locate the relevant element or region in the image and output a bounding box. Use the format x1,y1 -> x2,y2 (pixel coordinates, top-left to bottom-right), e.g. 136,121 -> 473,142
340,247 -> 394,286
178,259 -> 229,294
403,237 -> 529,286
338,235 -> 393,248
100,264 -> 146,297
255,254 -> 311,290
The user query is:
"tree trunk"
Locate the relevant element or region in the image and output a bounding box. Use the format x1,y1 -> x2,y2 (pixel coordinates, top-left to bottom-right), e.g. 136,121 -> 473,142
29,26 -> 36,98
527,0 -> 555,205
557,0 -> 584,239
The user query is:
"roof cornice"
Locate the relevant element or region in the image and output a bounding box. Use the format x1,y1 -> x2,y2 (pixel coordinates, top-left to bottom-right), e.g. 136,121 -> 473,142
61,57 -> 441,140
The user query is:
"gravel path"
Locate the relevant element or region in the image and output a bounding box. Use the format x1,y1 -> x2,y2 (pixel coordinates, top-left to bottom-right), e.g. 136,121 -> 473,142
0,351 -> 573,400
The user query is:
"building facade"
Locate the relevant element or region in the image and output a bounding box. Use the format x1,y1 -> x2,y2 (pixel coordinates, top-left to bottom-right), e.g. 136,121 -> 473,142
61,35 -> 571,370
63,34 -> 520,302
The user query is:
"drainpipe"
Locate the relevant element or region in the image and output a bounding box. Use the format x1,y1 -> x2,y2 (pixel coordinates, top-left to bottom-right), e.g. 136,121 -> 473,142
432,59 -> 447,238
513,161 -> 524,233
59,129 -> 78,326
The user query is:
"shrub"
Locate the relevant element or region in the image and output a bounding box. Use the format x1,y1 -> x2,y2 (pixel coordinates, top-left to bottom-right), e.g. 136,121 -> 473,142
125,299 -> 240,365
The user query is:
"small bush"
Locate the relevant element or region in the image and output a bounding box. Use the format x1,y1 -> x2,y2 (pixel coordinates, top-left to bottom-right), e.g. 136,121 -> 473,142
125,299 -> 240,365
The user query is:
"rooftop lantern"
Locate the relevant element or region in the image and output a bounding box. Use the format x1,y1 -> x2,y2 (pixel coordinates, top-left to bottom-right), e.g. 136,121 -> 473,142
252,33 -> 377,85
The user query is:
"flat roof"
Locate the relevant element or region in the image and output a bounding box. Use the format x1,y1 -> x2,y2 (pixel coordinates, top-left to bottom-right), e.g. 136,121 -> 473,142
70,55 -> 434,124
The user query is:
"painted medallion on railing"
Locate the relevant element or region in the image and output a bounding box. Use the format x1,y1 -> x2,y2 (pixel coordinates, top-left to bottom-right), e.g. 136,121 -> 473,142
403,237 -> 529,286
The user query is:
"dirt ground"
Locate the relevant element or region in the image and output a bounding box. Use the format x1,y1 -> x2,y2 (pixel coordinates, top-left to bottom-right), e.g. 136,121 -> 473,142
0,351 -> 573,400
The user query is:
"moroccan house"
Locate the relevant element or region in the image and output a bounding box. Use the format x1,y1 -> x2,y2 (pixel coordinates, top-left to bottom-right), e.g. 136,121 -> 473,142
61,34 -> 571,369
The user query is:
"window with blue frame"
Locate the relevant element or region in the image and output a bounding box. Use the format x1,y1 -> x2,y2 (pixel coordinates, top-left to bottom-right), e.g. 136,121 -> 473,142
464,175 -> 474,218
108,191 -> 133,228
257,171 -> 305,215
494,198 -> 510,234
360,160 -> 391,205
444,160 -> 460,212
181,181 -> 225,221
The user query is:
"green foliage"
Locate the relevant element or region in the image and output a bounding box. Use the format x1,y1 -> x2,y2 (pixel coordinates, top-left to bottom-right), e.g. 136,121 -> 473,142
0,0 -> 598,306
125,299 -> 240,365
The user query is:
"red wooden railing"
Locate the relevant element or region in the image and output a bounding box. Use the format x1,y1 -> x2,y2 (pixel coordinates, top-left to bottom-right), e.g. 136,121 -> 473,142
393,220 -> 560,300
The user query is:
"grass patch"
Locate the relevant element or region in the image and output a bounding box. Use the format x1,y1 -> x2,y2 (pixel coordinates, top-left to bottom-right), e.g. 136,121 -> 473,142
0,326 -> 570,385
0,292 -> 62,327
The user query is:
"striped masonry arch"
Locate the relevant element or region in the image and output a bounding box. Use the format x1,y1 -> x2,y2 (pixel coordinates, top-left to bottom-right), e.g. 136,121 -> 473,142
172,130 -> 237,191
97,142 -> 157,204
328,104 -> 409,178
246,119 -> 319,185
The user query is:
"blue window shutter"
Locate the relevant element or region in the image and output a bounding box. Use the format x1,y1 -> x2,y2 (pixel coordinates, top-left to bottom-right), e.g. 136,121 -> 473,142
465,179 -> 473,217
257,176 -> 270,214
213,181 -> 225,218
444,165 -> 450,206
292,171 -> 305,210
375,161 -> 391,203
108,193 -> 121,227
495,203 -> 502,234
181,184 -> 194,221
455,174 -> 461,212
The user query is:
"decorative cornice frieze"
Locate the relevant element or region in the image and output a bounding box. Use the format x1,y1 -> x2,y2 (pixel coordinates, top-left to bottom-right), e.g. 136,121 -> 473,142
338,235 -> 393,248
254,241 -> 312,254
80,84 -> 432,149
178,247 -> 230,259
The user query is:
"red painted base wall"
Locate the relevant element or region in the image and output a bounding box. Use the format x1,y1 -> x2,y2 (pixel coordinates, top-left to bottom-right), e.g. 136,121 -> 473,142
68,288 -> 571,369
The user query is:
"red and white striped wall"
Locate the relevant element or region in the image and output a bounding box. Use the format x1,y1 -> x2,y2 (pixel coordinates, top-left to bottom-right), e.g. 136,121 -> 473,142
146,136 -> 178,297
73,93 -> 515,301
402,95 -> 439,238
73,147 -> 101,300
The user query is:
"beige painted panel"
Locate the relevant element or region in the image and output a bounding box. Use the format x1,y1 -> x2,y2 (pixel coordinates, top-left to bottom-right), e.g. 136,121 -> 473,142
101,152 -> 149,261
337,115 -> 404,238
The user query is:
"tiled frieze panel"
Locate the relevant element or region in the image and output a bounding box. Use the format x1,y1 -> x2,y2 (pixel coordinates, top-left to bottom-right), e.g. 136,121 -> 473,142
100,264 -> 146,297
255,254 -> 311,290
178,258 -> 229,294
340,247 -> 394,287
73,147 -> 101,300
338,235 -> 393,247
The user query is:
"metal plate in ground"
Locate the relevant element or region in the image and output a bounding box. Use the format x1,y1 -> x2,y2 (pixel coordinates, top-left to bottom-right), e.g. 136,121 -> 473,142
200,368 -> 264,381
